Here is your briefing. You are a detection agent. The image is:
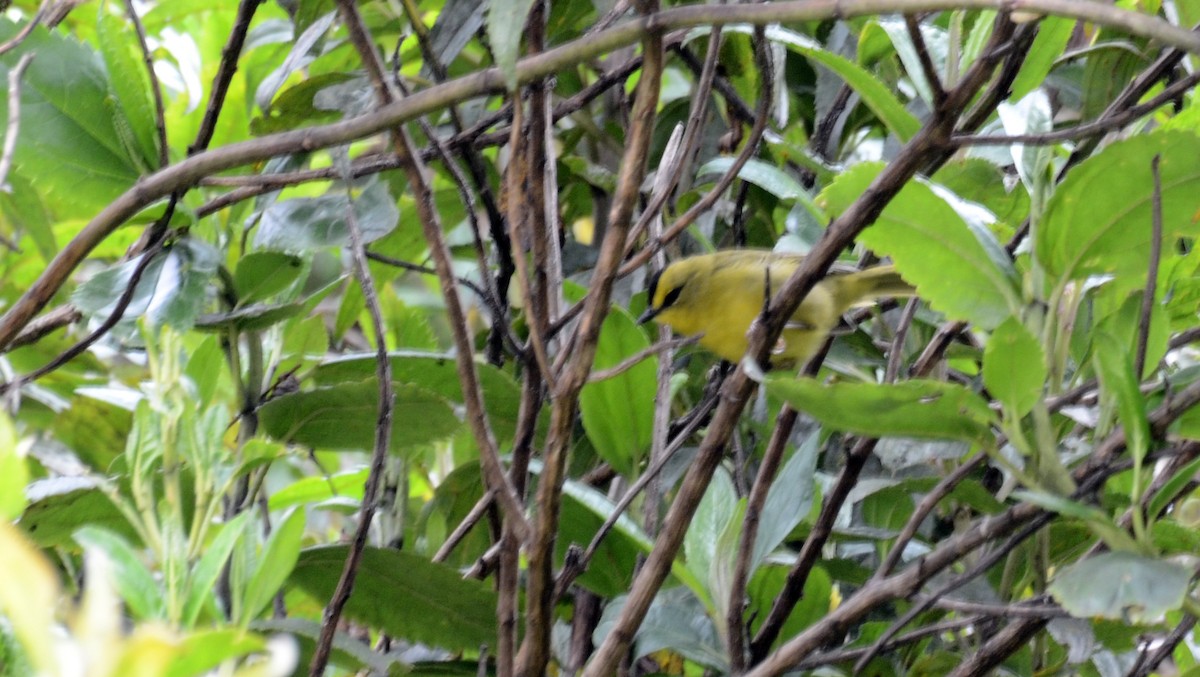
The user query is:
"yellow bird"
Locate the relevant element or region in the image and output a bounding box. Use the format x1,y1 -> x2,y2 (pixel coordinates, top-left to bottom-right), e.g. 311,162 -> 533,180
637,250 -> 915,368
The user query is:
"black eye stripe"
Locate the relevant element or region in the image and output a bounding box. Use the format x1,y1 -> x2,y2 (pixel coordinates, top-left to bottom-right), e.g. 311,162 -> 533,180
663,285 -> 683,308
646,269 -> 664,303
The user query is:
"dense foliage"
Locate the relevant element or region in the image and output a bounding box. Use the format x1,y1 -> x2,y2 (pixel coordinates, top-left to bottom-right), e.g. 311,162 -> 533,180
3,0 -> 1200,675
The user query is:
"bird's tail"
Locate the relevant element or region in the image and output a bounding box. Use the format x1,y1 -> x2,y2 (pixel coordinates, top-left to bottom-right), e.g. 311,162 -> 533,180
835,265 -> 916,310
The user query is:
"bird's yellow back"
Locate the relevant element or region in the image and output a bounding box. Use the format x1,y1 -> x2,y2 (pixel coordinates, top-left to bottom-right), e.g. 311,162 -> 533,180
641,250 -> 913,367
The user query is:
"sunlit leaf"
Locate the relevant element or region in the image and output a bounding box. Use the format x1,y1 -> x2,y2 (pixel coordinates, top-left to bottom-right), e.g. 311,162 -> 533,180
766,377 -> 997,445
1038,132 -> 1200,288
822,163 -> 1022,330
580,308 -> 656,476
983,317 -> 1046,418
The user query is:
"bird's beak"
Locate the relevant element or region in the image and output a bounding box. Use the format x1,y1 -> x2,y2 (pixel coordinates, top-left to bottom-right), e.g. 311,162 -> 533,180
637,307 -> 659,324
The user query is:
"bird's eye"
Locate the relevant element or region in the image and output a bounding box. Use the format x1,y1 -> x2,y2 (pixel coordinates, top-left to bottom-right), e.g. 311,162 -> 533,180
662,286 -> 683,309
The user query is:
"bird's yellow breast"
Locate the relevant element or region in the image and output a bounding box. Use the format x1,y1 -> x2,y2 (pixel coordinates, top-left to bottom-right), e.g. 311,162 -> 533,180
654,262 -> 840,365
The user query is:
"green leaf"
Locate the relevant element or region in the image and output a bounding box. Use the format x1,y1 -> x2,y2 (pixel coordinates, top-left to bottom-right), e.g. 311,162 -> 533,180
96,4 -> 159,171
696,157 -> 823,222
385,298 -> 438,350
544,464 -> 704,598
0,522 -> 59,674
0,20 -> 145,216
1093,332 -> 1150,467
259,381 -> 460,453
21,479 -> 135,548
579,308 -> 656,476
556,479 -> 649,597
184,336 -> 225,405
315,351 -> 529,445
193,301 -> 307,333
872,18 -> 948,106
561,156 -> 618,192
0,412 -> 26,521
240,508 -> 305,625
1038,131 -> 1200,288
765,377 -> 997,445
71,238 -> 221,331
289,546 -> 498,651
183,512 -> 253,628
724,25 -> 921,141
822,163 -> 1022,330
999,91 -> 1055,199
254,180 -> 399,253
1080,43 -> 1146,123
251,618 -> 406,675
279,315 -> 331,376
753,432 -> 819,568
1147,455 -> 1200,521
1013,490 -> 1140,553
983,317 -> 1046,418
1150,519 -> 1200,555
233,251 -> 306,304
254,11 -> 336,109
748,564 -> 832,650
684,469 -> 737,600
74,527 -> 165,621
269,469 -> 368,512
1049,552 -> 1190,623
417,463 -> 488,569
0,173 -> 56,260
250,72 -> 354,135
862,486 -> 914,532
1093,285 -> 1169,380
598,588 -> 727,671
1009,17 -> 1073,101
165,629 -> 265,677
931,157 -> 1030,228
487,0 -> 535,90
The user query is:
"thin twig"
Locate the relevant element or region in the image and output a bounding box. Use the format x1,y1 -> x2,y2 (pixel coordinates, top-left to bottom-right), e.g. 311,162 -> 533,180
884,298 -> 919,383
3,305 -> 80,353
1128,613 -> 1197,677
923,595 -> 1068,618
627,25 -> 725,246
953,70 -> 1200,146
643,124 -> 686,539
727,404 -> 800,672
906,13 -> 948,107
1135,154 -> 1164,378
795,616 -> 983,669
875,455 -> 986,578
555,388 -> 722,599
432,490 -> 497,564
0,3 -> 45,57
0,52 -> 34,192
587,336 -> 699,382
190,0 -> 263,156
122,0 -> 168,168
